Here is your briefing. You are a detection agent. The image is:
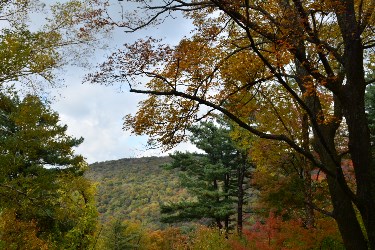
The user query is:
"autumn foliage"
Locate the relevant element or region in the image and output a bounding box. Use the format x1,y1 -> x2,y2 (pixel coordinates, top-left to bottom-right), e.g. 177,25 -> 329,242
1,0 -> 374,248
232,212 -> 343,250
89,0 -> 375,248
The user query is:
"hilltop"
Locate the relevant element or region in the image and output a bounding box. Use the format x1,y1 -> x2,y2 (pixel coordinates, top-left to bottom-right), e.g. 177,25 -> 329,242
86,156 -> 191,229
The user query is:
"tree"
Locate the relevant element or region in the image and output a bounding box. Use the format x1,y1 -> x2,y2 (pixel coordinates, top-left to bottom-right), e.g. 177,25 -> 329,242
0,0 -> 108,91
231,114 -> 329,228
161,152 -> 236,232
97,219 -> 144,250
0,89 -> 98,248
161,121 -> 252,234
90,1 -> 375,249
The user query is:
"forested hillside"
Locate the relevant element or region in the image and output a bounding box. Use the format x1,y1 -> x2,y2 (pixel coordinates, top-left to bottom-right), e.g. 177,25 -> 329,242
2,0 -> 374,248
86,156 -> 191,229
86,154 -> 344,250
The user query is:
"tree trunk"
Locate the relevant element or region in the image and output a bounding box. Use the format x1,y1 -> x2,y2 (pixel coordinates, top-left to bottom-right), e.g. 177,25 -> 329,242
327,176 -> 368,249
294,31 -> 369,247
236,158 -> 246,235
335,3 -> 375,248
313,126 -> 368,250
216,218 -> 223,230
224,215 -> 229,237
340,71 -> 375,250
224,173 -> 230,235
341,90 -> 375,249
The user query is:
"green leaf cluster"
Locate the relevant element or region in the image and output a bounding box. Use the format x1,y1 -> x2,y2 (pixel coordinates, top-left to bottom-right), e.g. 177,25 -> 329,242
0,28 -> 60,83
161,121 -> 253,233
0,90 -> 98,249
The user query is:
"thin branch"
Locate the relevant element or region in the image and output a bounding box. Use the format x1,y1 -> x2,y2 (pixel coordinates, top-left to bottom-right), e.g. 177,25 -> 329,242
258,88 -> 296,140
359,0 -> 375,33
304,201 -> 335,218
129,87 -> 335,178
292,0 -> 344,66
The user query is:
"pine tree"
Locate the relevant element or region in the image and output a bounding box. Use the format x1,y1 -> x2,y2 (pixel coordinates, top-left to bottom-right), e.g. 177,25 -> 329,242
0,89 -> 98,248
161,121 -> 252,234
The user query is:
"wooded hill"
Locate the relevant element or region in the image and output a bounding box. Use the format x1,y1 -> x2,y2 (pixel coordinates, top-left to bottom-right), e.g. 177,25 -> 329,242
86,156 -> 192,229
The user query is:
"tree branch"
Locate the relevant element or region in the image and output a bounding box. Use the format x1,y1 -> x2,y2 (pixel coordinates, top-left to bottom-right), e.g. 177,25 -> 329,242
304,201 -> 335,218
129,87 -> 336,178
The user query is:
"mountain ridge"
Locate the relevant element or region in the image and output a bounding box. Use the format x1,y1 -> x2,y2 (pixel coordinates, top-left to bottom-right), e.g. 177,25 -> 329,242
86,156 -> 191,229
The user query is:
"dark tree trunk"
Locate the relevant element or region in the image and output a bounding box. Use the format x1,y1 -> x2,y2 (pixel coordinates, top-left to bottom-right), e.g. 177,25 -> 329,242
224,173 -> 230,235
295,40 -> 368,249
224,215 -> 229,237
339,60 -> 375,250
340,85 -> 375,249
334,7 -> 375,247
216,218 -> 223,230
213,178 -> 223,230
313,125 -> 368,250
236,158 -> 246,235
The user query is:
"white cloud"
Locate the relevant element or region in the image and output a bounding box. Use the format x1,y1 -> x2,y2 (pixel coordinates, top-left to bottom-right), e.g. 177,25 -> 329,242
48,2 -> 197,163
51,74 -> 147,163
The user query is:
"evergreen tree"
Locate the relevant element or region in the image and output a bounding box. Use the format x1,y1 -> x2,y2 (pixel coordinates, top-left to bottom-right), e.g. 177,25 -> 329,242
161,121 -> 252,234
0,89 -> 98,248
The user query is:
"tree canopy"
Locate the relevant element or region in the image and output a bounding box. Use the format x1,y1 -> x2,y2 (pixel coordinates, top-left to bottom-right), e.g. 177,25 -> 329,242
161,121 -> 253,234
0,90 -> 98,249
0,0 -> 108,92
0,0 -> 112,246
89,1 -> 375,249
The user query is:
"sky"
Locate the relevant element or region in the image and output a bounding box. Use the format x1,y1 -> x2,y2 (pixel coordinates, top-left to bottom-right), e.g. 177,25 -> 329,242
48,1 -> 200,163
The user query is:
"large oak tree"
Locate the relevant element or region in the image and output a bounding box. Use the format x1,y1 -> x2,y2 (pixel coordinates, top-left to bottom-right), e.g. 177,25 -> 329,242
90,1 -> 375,249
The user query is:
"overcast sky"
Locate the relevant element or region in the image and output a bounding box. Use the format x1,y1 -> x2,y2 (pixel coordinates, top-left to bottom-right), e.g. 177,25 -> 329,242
49,2 -> 200,163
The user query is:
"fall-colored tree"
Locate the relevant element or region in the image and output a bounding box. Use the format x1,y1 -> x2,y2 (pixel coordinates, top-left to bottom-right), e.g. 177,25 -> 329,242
0,209 -> 49,250
89,1 -> 375,248
190,226 -> 233,250
95,219 -> 193,250
230,119 -> 330,228
149,227 -> 190,250
232,212 -> 344,250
